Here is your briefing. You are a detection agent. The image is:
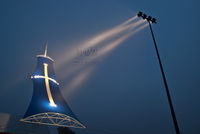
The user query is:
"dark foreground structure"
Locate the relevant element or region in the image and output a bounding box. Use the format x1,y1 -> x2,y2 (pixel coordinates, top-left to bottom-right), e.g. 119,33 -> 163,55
57,127 -> 75,134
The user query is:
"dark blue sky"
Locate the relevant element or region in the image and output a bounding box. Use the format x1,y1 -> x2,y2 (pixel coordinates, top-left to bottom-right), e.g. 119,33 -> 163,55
0,0 -> 200,134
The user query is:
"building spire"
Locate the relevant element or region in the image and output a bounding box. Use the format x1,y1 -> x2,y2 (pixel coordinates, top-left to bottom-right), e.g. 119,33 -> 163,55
36,41 -> 54,62
44,41 -> 48,57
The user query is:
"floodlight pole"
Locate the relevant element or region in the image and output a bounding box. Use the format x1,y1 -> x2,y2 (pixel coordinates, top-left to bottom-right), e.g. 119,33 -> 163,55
147,20 -> 181,134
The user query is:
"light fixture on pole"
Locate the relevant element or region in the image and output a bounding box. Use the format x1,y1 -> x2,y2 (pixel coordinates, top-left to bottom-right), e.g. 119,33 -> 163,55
137,11 -> 181,134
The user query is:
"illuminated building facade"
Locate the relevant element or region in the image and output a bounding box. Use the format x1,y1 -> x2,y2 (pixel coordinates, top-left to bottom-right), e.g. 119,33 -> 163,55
20,45 -> 85,128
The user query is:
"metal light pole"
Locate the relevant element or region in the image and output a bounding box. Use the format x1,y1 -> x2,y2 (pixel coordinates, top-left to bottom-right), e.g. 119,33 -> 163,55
137,11 -> 181,134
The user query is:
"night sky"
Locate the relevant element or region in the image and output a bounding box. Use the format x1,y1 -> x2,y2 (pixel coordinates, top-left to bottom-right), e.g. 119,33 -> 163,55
0,0 -> 200,134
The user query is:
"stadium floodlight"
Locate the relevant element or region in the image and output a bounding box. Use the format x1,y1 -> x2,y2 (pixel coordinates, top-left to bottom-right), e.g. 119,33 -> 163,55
137,11 -> 181,134
137,11 -> 143,17
147,16 -> 152,22
151,18 -> 156,23
142,14 -> 147,19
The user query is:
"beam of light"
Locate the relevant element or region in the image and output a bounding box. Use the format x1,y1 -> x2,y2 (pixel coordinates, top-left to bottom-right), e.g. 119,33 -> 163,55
43,63 -> 57,107
59,22 -> 148,81
55,16 -> 144,80
95,22 -> 149,58
72,22 -> 148,65
77,17 -> 143,50
61,23 -> 148,98
31,75 -> 59,85
56,16 -> 148,98
120,16 -> 138,26
62,66 -> 95,98
56,23 -> 146,82
56,15 -> 144,68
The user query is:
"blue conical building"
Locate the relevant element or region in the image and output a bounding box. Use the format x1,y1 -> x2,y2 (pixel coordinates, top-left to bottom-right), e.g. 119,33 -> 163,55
20,44 -> 85,128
